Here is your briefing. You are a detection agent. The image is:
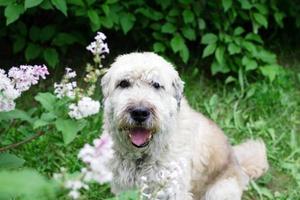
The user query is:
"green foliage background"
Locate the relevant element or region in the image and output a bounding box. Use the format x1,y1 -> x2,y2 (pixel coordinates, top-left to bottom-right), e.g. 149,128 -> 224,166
0,0 -> 299,79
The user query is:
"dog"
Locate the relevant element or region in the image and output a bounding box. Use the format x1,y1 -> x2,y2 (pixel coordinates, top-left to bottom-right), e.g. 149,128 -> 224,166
101,52 -> 269,200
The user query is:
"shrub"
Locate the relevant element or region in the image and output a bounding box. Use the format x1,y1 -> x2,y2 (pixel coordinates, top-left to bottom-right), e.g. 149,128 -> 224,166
0,0 -> 298,80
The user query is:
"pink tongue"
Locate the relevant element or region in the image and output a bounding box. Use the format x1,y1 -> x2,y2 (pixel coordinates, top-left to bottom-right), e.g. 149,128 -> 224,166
129,128 -> 151,146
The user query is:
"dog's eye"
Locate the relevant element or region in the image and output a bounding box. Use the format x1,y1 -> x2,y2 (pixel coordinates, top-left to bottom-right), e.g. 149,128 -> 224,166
118,80 -> 130,88
152,82 -> 161,89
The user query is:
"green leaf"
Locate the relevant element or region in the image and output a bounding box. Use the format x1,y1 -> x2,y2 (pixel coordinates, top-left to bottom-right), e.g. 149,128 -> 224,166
211,60 -> 230,75
0,169 -> 56,199
201,33 -> 218,44
215,46 -> 225,64
0,109 -> 33,123
51,0 -> 67,15
25,0 -> 43,9
52,33 -> 77,46
170,34 -> 184,53
256,49 -> 277,64
29,26 -> 41,42
161,23 -> 176,34
222,0 -> 232,12
4,3 -> 24,25
25,43 -> 42,61
180,44 -> 189,63
33,119 -> 49,129
202,43 -> 217,58
13,36 -> 26,53
183,9 -> 194,24
198,18 -> 206,30
153,42 -> 166,52
0,0 -> 11,6
0,153 -> 25,169
253,12 -> 268,28
242,56 -> 258,71
120,13 -> 136,34
260,65 -> 281,82
40,25 -> 56,42
239,0 -> 252,9
34,92 -> 57,112
245,33 -> 263,44
43,48 -> 59,67
87,9 -> 100,25
55,119 -> 81,145
274,12 -> 285,27
228,43 -> 241,55
242,41 -> 257,54
233,27 -> 244,36
182,27 -> 196,41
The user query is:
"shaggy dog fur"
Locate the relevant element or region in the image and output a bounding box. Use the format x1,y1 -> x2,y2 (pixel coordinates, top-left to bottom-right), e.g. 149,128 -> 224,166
101,52 -> 269,200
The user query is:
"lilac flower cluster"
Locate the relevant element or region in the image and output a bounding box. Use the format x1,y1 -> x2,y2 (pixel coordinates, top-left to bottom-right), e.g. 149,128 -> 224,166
68,97 -> 100,119
53,133 -> 114,199
86,32 -> 109,58
0,65 -> 49,112
54,68 -> 77,99
78,132 -> 114,184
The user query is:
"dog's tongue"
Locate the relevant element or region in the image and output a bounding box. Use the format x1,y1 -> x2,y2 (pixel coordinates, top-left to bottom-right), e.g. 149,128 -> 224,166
129,128 -> 151,146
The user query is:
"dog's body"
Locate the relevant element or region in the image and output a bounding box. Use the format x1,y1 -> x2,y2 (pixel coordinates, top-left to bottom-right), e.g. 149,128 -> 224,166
101,52 -> 268,200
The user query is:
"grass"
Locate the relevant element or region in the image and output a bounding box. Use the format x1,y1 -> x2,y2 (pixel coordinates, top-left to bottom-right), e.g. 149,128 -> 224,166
1,64 -> 299,199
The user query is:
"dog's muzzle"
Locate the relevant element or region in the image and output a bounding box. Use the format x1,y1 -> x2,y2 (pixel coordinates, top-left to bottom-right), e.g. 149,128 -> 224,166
130,107 -> 150,123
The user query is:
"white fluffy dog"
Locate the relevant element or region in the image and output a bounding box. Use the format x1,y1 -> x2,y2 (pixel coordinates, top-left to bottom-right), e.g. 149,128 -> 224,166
101,52 -> 269,200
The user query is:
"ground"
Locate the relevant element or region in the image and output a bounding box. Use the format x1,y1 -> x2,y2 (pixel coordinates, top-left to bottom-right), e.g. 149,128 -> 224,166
1,61 -> 299,200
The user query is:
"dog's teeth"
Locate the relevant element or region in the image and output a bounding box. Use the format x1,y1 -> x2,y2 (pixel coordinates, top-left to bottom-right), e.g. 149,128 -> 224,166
129,134 -> 132,138
148,134 -> 152,139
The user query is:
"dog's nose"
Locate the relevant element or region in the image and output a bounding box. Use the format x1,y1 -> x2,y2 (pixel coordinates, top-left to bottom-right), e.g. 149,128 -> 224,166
130,108 -> 150,123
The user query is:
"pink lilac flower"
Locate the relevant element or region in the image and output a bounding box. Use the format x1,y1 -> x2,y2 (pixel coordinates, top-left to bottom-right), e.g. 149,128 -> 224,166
0,65 -> 49,112
78,132 -> 114,184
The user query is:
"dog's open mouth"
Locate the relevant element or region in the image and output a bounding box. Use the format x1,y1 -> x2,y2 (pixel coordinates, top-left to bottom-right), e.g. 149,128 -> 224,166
129,127 -> 152,148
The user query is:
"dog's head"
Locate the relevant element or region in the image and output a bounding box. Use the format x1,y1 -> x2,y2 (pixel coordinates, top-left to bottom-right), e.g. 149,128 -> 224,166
101,52 -> 184,151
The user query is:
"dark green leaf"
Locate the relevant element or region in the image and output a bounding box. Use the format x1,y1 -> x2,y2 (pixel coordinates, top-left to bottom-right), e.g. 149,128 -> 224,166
29,26 -> 40,42
254,3 -> 268,15
242,55 -> 258,71
0,153 -> 25,169
120,13 -> 136,34
245,33 -> 263,44
153,42 -> 166,52
55,119 -> 81,145
34,92 -> 57,112
40,25 -> 56,42
201,33 -> 218,44
161,23 -> 176,34
215,46 -> 225,64
182,27 -> 196,41
87,9 -> 100,25
13,36 -> 26,53
52,33 -> 77,46
170,34 -> 184,53
43,48 -> 59,67
25,43 -> 42,61
4,3 -> 24,25
256,49 -> 277,64
183,9 -> 194,23
233,27 -> 244,36
0,0 -> 12,6
51,0 -> 67,15
253,12 -> 268,28
274,12 -> 285,27
180,44 -> 189,63
211,60 -> 230,75
202,43 -> 217,58
242,41 -> 257,54
33,119 -> 49,129
25,0 -> 43,9
228,43 -> 241,55
198,18 -> 206,30
222,0 -> 232,12
239,0 -> 252,9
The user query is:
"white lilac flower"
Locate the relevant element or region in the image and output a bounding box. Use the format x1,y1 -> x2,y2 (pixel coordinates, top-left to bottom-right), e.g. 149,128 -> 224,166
78,132 -> 114,184
0,65 -> 49,112
86,32 -> 109,57
54,68 -> 77,99
68,97 -> 100,119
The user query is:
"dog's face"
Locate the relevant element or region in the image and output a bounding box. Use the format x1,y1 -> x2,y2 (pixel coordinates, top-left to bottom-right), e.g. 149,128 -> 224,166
101,52 -> 184,150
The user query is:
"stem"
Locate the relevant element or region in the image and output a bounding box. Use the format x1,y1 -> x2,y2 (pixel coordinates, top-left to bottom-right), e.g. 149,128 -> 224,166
0,131 -> 45,152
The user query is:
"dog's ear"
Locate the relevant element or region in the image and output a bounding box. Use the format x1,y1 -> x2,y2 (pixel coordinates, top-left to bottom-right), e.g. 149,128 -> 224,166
172,76 -> 184,107
101,71 -> 111,99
